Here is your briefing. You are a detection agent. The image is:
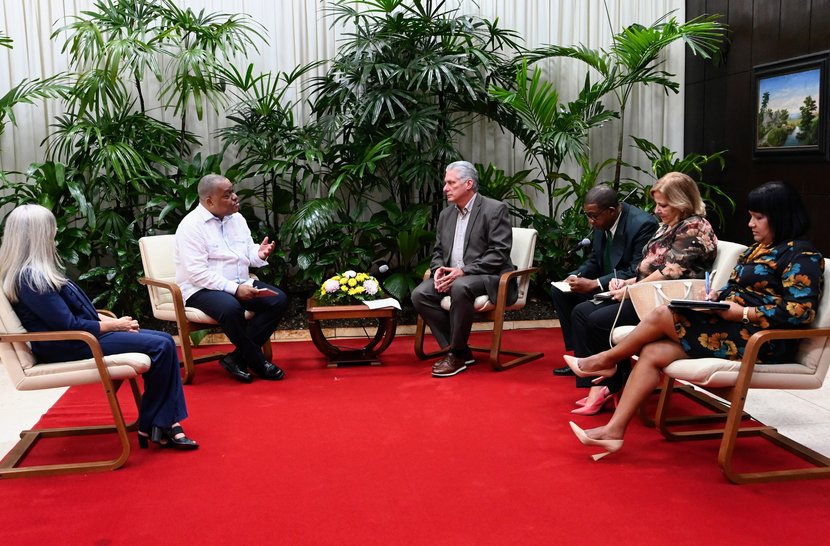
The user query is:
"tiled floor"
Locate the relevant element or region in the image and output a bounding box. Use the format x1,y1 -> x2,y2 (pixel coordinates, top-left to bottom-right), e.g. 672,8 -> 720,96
3,326 -> 830,461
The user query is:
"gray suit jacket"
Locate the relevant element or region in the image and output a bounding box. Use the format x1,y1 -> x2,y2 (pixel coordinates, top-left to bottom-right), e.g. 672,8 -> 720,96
430,194 -> 518,305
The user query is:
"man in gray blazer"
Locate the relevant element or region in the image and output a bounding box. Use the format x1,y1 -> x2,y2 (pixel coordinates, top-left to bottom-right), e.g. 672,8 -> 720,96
412,161 -> 517,378
551,184 -> 658,375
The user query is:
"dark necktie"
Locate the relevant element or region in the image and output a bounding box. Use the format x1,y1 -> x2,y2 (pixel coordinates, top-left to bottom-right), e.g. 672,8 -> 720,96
603,230 -> 613,275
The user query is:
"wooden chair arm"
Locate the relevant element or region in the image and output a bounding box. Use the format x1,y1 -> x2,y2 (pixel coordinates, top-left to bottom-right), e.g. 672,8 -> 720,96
733,327 -> 830,392
138,276 -> 185,300
0,330 -> 114,383
97,309 -> 117,319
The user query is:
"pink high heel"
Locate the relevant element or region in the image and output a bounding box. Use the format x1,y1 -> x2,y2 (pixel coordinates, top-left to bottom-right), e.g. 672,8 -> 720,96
563,355 -> 617,385
568,421 -> 623,461
575,396 -> 588,407
571,387 -> 617,415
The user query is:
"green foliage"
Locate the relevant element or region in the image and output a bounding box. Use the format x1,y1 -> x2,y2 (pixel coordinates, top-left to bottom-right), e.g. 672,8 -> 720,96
475,163 -> 541,211
629,136 -> 735,229
490,60 -> 616,215
534,10 -> 727,187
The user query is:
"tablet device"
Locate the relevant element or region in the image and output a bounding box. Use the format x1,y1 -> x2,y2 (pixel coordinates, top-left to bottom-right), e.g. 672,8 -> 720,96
668,299 -> 729,311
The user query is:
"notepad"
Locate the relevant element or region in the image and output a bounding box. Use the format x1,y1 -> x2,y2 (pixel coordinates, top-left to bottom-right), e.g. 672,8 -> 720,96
668,299 -> 729,311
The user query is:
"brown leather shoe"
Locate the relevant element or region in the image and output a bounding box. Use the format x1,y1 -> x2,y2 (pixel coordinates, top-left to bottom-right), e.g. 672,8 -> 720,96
432,353 -> 467,378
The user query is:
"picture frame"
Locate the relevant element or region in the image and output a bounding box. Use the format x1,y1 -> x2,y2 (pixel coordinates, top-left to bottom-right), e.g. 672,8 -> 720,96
752,52 -> 828,159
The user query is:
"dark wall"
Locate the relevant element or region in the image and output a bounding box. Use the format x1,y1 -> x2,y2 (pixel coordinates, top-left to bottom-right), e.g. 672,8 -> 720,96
685,0 -> 830,253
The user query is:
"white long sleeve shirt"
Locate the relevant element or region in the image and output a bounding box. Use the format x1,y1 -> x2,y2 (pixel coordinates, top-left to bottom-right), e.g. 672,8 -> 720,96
175,203 -> 268,302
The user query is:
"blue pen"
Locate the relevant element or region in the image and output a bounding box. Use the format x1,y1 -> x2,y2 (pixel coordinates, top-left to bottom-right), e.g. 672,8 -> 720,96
705,271 -> 710,300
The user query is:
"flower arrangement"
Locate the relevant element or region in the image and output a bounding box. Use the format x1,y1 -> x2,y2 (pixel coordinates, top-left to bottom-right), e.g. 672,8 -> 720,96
317,270 -> 384,305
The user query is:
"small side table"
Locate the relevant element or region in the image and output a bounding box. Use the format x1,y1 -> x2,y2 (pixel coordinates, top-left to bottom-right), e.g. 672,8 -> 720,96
305,298 -> 398,367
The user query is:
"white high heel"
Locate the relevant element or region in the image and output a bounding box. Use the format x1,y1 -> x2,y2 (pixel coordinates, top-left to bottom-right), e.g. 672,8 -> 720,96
569,421 -> 623,461
563,355 -> 617,385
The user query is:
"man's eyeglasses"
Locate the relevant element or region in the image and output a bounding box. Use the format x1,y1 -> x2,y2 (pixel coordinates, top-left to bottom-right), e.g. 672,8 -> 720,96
583,206 -> 613,221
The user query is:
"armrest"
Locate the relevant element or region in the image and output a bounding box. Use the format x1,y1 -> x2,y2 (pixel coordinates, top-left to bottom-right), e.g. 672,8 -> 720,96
492,266 -> 539,312
139,276 -> 186,303
733,327 -> 830,389
0,330 -> 113,381
97,309 -> 117,319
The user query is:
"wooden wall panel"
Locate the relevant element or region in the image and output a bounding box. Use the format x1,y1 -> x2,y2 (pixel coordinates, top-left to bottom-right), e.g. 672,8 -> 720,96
686,0 -> 830,254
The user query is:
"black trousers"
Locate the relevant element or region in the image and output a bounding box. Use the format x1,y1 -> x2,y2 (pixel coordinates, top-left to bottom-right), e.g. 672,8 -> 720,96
411,275 -> 491,352
186,280 -> 288,366
571,298 -> 639,392
550,285 -> 591,351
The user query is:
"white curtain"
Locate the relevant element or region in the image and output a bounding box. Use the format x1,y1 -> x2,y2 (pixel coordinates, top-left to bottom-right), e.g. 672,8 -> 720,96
0,0 -> 684,204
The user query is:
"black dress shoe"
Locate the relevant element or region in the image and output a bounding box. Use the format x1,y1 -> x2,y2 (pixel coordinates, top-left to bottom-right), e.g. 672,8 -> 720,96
219,354 -> 253,383
553,365 -> 575,376
251,360 -> 285,381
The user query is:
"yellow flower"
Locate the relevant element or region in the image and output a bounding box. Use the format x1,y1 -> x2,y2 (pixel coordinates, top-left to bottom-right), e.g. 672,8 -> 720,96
341,285 -> 348,292
340,278 -> 347,285
348,278 -> 357,287
354,286 -> 365,294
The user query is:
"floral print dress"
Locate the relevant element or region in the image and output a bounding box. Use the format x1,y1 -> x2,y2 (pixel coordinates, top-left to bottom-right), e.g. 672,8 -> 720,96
637,215 -> 718,280
673,240 -> 824,362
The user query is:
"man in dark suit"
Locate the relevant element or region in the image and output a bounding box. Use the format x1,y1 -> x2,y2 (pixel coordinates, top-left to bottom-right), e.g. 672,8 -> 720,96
412,160 -> 516,378
551,185 -> 658,376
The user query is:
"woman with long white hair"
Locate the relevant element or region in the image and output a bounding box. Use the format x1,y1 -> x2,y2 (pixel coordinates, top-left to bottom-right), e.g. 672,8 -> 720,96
0,204 -> 197,450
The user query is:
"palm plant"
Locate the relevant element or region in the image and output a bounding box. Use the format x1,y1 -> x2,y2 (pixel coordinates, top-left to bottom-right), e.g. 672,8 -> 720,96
312,0 -> 523,216
218,62 -> 324,236
489,59 -> 616,216
533,10 -> 727,188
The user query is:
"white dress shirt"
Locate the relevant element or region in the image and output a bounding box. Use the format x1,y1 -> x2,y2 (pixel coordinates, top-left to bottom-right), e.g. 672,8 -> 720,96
450,193 -> 476,268
175,203 -> 268,301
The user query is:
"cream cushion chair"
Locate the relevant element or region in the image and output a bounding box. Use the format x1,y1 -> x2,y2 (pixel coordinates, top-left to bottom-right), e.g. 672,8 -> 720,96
653,257 -> 830,484
414,227 -> 543,370
139,234 -> 270,384
0,292 -> 149,478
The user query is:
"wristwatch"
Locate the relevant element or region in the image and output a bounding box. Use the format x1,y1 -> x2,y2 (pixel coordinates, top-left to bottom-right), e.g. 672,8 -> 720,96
741,306 -> 751,325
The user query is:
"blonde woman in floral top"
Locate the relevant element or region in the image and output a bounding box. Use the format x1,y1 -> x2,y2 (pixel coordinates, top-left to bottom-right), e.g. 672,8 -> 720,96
568,173 -> 717,415
566,181 -> 823,458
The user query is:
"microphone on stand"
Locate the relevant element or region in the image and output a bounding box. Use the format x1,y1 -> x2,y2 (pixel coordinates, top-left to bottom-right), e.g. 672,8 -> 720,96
566,237 -> 591,257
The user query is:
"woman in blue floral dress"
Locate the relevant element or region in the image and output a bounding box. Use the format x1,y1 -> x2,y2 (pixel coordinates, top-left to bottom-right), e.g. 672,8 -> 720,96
563,181 -> 824,457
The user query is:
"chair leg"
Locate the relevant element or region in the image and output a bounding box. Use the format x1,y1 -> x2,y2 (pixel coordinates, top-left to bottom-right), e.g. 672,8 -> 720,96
654,376 -> 830,483
0,376 -> 139,479
469,314 -> 543,371
413,316 -> 445,361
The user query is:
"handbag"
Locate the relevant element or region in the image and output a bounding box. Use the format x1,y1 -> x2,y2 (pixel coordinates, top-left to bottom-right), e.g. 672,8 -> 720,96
627,279 -> 707,319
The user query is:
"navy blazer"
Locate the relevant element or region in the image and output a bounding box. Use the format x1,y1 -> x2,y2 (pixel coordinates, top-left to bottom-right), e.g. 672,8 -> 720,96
430,194 -> 518,305
13,279 -> 103,364
573,203 -> 659,288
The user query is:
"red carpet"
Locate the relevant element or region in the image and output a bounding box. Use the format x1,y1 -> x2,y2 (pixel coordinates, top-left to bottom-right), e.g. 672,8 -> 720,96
3,328 -> 830,545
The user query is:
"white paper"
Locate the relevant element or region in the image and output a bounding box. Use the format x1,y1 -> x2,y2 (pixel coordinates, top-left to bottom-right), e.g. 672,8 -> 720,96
363,298 -> 401,310
550,281 -> 571,293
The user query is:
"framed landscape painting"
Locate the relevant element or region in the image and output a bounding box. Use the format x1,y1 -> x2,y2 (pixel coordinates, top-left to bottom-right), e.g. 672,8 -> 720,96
753,52 -> 828,158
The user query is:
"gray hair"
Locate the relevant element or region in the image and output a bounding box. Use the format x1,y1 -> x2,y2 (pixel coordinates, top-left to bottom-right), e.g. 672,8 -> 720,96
446,160 -> 479,191
197,174 -> 229,201
0,204 -> 67,302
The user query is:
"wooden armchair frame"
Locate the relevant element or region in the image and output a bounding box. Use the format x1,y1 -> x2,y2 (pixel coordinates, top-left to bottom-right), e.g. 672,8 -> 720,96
0,329 -> 142,479
654,327 -> 830,484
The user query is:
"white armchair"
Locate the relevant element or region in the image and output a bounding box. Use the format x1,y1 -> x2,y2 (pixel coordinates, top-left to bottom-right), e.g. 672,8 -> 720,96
0,293 -> 149,478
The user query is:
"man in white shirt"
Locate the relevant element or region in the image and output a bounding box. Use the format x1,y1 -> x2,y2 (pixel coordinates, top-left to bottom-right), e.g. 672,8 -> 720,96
175,174 -> 288,383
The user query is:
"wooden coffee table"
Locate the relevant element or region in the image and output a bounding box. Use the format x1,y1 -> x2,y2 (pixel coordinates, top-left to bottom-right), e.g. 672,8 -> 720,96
305,298 -> 398,367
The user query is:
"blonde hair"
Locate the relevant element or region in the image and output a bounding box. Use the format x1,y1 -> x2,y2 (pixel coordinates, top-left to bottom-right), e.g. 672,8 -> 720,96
0,204 -> 67,302
650,172 -> 706,219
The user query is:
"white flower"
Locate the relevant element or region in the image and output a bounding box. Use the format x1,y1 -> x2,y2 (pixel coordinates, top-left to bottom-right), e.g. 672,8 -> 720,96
323,279 -> 340,293
363,279 -> 379,295
343,270 -> 357,278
